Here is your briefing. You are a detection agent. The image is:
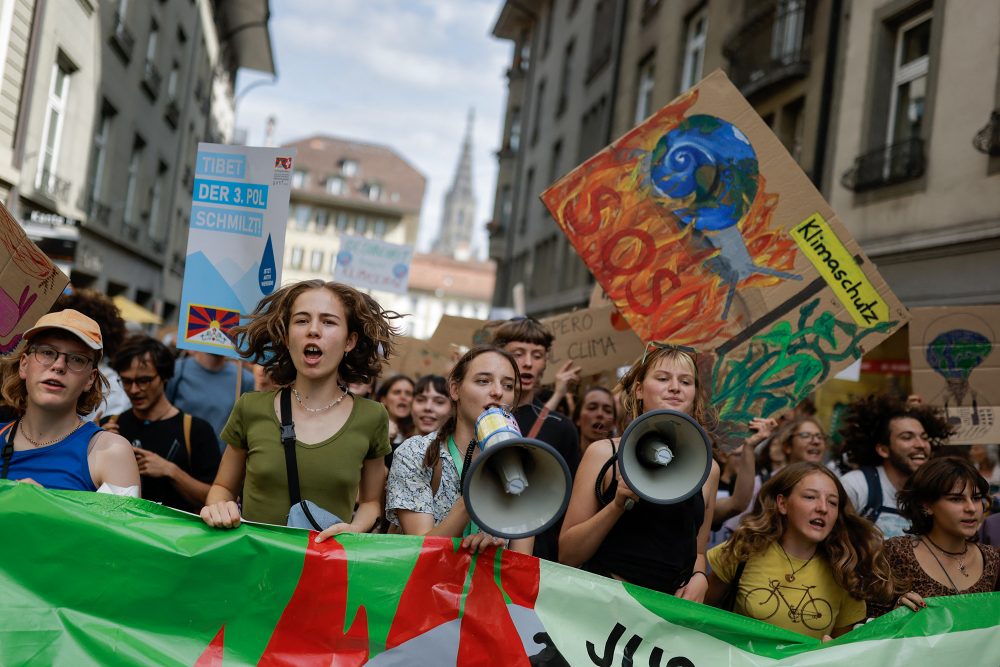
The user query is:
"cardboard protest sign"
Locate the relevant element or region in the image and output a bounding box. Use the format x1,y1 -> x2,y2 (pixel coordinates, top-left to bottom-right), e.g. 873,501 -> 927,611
0,202 -> 69,355
178,144 -> 295,359
541,70 -> 908,436
540,306 -> 644,383
910,306 -> 1000,444
381,316 -> 491,381
334,236 -> 413,295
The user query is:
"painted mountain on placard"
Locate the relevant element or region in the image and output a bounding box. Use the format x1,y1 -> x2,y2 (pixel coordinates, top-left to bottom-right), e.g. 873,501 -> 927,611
182,251 -> 246,314
233,262 -> 266,313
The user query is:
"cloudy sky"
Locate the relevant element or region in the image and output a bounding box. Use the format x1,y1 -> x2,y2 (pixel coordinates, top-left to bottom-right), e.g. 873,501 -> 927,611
235,0 -> 511,257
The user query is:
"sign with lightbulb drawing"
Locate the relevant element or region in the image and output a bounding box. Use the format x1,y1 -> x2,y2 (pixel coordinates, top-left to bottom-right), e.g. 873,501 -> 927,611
541,70 -> 909,441
909,305 -> 1000,445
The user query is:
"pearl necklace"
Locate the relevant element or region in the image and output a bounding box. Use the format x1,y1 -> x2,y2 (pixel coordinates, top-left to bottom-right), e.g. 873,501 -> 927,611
21,419 -> 85,448
293,386 -> 347,413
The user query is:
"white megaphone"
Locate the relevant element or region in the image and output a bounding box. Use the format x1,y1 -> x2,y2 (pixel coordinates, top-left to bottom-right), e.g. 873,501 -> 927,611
463,408 -> 573,539
617,409 -> 712,504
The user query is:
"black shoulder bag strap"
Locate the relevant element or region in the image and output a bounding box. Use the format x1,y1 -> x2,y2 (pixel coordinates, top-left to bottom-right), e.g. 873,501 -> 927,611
721,559 -> 748,612
279,387 -> 302,506
1,420 -> 19,480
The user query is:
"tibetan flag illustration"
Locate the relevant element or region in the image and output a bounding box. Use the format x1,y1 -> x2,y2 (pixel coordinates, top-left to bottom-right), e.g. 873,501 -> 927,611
184,304 -> 241,347
0,481 -> 997,666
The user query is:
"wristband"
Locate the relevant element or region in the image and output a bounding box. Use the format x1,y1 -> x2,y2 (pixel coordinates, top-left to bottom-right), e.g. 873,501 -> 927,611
690,570 -> 708,582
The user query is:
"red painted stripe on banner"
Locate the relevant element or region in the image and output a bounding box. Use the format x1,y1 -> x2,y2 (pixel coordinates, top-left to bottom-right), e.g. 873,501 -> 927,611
258,536 -> 368,667
193,625 -> 225,667
500,549 -> 540,609
385,536 -> 471,649
457,547 -> 530,666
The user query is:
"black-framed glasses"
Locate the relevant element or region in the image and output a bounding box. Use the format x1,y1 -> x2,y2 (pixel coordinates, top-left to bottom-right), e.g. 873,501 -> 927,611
640,341 -> 698,365
118,375 -> 159,389
29,344 -> 94,373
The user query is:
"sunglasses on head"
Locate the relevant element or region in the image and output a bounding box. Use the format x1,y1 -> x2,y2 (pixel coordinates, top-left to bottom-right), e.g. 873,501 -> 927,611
640,341 -> 698,366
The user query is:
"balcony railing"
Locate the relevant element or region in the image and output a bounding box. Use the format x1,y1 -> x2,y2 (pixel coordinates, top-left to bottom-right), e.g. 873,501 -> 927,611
141,60 -> 161,98
80,192 -> 111,226
109,12 -> 135,61
37,169 -> 71,203
841,137 -> 926,192
724,0 -> 812,97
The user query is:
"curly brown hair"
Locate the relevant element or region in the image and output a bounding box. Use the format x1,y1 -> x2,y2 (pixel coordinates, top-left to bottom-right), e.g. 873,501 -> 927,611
232,280 -> 403,386
721,462 -> 896,604
55,289 -> 127,357
837,394 -> 952,467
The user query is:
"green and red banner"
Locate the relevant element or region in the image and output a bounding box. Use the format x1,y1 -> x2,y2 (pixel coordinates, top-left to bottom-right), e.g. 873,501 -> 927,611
1,481 -> 997,666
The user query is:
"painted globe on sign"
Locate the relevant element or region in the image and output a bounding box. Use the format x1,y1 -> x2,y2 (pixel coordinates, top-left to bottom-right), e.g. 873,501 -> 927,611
650,114 -> 759,232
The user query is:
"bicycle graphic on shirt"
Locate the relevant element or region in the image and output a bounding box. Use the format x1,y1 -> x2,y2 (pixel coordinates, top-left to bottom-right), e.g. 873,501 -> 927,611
742,579 -> 833,631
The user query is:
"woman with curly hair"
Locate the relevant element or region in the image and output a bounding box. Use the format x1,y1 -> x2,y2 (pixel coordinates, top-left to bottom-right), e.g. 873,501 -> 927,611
870,457 -> 999,616
837,394 -> 952,538
706,462 -> 894,639
200,280 -> 402,541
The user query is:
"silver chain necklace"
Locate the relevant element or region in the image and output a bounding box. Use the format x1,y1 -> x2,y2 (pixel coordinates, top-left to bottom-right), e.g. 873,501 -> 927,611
293,386 -> 347,413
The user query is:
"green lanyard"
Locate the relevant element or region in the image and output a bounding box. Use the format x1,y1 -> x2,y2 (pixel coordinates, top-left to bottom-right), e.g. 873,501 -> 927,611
447,436 -> 479,537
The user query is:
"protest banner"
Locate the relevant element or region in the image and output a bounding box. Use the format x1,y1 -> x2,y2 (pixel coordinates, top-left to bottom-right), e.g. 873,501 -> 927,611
177,144 -> 295,359
334,235 -> 414,295
385,315 -> 491,379
540,305 -> 644,383
541,70 -> 908,440
909,305 -> 1000,444
0,202 -> 68,355
1,481 -> 997,666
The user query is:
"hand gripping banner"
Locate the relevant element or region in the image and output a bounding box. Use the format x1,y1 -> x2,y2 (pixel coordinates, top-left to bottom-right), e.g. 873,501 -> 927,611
0,482 -> 997,666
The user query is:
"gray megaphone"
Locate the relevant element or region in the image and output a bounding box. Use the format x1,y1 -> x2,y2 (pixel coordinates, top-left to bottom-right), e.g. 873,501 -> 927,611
617,409 -> 712,504
463,408 -> 572,539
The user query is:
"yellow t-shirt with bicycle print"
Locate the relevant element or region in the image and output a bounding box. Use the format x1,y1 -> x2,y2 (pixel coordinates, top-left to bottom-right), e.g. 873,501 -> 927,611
708,541 -> 866,639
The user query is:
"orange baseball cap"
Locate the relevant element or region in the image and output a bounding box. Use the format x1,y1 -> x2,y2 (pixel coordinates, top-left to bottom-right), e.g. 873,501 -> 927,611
23,309 -> 103,354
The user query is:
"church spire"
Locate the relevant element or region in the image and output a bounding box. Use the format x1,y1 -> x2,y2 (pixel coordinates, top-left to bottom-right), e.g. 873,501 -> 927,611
435,108 -> 477,259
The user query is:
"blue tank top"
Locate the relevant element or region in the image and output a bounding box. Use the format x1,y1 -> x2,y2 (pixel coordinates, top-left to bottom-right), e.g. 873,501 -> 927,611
2,420 -> 101,491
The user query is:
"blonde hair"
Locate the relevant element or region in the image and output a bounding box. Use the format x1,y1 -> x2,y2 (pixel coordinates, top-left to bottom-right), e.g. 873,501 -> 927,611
618,345 -> 717,433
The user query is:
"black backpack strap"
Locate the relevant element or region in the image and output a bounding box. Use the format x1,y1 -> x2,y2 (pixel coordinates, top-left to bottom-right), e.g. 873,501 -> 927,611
279,387 -> 302,506
1,420 -> 18,480
860,465 -> 883,522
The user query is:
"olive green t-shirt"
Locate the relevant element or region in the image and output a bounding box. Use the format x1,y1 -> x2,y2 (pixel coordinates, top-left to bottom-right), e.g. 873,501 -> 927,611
221,390 -> 391,525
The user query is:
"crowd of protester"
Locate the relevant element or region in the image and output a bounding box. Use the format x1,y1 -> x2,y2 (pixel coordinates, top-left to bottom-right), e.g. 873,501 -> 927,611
1,279 -> 998,642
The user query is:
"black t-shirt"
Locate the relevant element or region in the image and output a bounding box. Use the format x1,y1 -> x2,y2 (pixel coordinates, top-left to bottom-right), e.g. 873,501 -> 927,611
513,399 -> 580,562
106,411 -> 221,513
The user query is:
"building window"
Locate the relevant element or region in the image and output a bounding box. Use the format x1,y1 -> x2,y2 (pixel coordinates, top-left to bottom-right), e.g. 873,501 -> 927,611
148,162 -> 167,241
542,2 -> 554,55
340,159 -> 358,177
887,11 -> 931,148
37,61 -> 72,193
123,137 -> 145,227
509,106 -> 521,153
634,54 -> 655,124
354,215 -> 367,235
587,0 -> 616,79
335,212 -> 349,232
315,210 -> 330,232
531,79 -> 545,146
520,167 -> 534,233
292,170 -> 308,187
772,0 -> 805,66
681,10 -> 707,91
374,218 -> 386,237
294,205 -> 310,229
86,103 -> 114,214
549,140 -> 563,185
309,249 -> 324,272
499,184 -> 513,231
327,176 -> 344,195
366,183 -> 381,201
166,61 -> 179,100
557,40 -> 574,116
290,246 -> 304,269
328,253 -> 337,273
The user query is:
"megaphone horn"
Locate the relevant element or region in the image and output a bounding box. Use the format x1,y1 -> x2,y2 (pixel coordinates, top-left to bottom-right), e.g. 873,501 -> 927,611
463,408 -> 573,540
618,409 -> 712,505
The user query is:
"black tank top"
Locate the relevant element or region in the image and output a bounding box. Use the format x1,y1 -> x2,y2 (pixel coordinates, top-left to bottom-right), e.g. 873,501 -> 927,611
583,442 -> 705,594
